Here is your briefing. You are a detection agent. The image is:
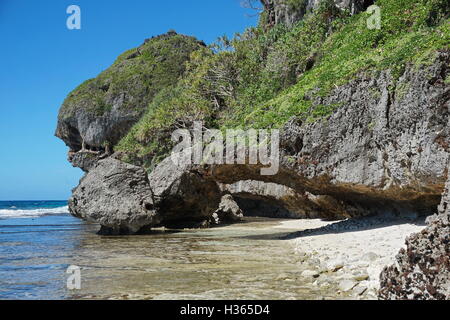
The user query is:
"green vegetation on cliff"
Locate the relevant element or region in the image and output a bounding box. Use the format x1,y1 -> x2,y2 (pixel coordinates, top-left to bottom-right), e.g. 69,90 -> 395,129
58,32 -> 205,118
243,0 -> 449,127
115,0 -> 449,167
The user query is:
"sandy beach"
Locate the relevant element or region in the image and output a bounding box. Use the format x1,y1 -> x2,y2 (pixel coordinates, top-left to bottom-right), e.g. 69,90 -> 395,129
276,214 -> 427,299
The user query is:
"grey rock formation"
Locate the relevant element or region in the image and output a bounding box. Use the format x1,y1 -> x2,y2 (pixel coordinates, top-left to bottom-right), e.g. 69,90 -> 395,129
260,0 -> 373,28
66,52 -> 448,233
212,194 -> 244,224
148,152 -> 222,228
379,163 -> 450,300
68,151 -> 105,172
438,165 -> 450,217
69,158 -> 158,235
191,53 -> 448,220
56,102 -> 136,155
220,180 -> 322,219
69,151 -> 225,233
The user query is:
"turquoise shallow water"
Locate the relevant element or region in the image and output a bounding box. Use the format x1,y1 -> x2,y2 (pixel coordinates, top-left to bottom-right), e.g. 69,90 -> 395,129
0,201 -> 341,300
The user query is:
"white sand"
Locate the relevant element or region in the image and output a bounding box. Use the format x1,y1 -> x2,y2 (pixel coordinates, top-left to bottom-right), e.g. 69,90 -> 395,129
276,214 -> 426,299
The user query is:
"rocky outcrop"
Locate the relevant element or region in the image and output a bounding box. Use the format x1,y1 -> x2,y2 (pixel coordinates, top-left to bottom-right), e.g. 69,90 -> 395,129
56,32 -> 206,171
438,165 -> 450,216
68,158 -> 158,235
211,194 -> 244,224
378,163 -> 450,300
148,152 -> 222,228
68,152 -> 225,233
260,0 -> 373,28
66,52 -> 448,233
68,150 -> 106,172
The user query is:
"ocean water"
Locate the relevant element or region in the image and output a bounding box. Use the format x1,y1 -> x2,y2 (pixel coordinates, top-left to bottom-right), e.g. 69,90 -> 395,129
0,201 -> 91,299
0,201 -> 342,300
0,201 -> 69,219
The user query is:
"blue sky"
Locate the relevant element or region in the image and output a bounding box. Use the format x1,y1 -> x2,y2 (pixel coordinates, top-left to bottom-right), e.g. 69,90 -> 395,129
0,0 -> 258,200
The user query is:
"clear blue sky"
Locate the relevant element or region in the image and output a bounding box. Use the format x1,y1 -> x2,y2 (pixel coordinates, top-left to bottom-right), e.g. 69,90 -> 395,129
0,0 -> 258,201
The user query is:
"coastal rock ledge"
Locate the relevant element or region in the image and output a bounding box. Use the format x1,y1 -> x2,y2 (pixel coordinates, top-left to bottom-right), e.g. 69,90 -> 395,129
64,53 -> 449,234
56,9 -> 449,298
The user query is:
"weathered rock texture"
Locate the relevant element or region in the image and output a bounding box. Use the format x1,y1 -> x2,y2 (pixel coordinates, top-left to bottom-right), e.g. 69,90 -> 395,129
69,152 -> 225,233
220,180 -> 322,218
68,158 -> 158,235
68,150 -> 106,172
260,0 -> 373,28
211,194 -> 244,224
191,53 -> 449,220
148,152 -> 222,228
57,2 -> 449,301
379,162 -> 450,300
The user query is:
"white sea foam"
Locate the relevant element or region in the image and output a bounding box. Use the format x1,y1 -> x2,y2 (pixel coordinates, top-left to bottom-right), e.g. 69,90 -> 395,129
0,206 -> 69,219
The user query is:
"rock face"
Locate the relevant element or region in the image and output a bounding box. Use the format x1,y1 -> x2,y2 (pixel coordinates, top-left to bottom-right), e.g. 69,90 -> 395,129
148,152 -> 222,228
438,164 -> 450,216
68,152 -> 224,233
212,194 -> 244,224
220,180 -> 322,219
260,0 -> 373,28
57,4 -> 449,301
378,164 -> 450,300
68,158 -> 158,235
192,53 -> 449,220
68,151 -> 105,172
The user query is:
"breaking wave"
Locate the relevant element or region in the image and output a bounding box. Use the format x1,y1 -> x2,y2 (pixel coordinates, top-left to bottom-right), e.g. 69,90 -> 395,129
0,206 -> 69,219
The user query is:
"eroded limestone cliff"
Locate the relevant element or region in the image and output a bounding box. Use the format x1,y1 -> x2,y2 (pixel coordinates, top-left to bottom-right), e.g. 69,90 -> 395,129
67,53 -> 449,233
57,0 -> 449,299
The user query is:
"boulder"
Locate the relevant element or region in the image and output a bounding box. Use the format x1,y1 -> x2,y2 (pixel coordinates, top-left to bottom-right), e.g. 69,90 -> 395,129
213,194 -> 244,224
68,158 -> 158,235
148,151 -> 222,228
